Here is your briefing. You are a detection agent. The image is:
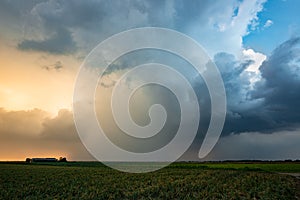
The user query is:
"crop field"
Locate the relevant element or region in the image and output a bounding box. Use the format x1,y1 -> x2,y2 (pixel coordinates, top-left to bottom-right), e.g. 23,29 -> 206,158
0,162 -> 299,199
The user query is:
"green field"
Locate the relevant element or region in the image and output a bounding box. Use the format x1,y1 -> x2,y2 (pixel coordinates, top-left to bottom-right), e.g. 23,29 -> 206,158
0,162 -> 299,199
170,162 -> 300,173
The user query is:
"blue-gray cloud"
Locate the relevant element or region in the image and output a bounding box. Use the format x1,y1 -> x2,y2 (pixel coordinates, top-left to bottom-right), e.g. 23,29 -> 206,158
16,0 -> 170,54
18,28 -> 76,54
5,0 -> 265,56
251,37 -> 300,129
97,36 -> 300,137
216,37 -> 300,135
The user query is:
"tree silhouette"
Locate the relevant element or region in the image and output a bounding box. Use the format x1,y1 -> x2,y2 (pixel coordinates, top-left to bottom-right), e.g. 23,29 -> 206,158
58,157 -> 67,162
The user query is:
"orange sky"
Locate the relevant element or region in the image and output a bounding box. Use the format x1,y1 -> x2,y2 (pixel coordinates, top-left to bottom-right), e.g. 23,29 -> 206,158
0,39 -> 94,161
0,42 -> 79,115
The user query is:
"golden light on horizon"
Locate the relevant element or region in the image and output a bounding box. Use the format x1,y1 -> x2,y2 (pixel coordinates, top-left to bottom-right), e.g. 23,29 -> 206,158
0,151 -> 70,162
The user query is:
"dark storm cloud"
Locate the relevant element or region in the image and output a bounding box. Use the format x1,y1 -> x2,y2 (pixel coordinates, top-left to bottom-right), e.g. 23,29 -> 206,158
251,37 -> 300,129
214,37 -> 300,135
98,36 -> 300,137
16,0 -> 105,54
186,39 -> 300,160
212,52 -> 265,135
12,0 -> 243,55
15,0 -> 169,54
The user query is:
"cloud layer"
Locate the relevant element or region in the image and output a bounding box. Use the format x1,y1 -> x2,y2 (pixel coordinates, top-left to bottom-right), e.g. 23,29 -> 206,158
2,0 -> 266,56
204,128 -> 300,161
219,37 -> 300,135
0,108 -> 93,161
0,0 -> 299,161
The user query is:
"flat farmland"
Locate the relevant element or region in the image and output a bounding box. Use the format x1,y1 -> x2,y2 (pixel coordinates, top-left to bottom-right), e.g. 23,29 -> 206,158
0,162 -> 299,199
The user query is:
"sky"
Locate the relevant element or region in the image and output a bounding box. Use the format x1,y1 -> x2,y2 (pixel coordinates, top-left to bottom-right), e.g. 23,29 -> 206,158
0,0 -> 299,161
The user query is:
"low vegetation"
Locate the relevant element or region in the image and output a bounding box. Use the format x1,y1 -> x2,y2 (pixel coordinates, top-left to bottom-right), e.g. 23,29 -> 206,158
0,162 -> 299,199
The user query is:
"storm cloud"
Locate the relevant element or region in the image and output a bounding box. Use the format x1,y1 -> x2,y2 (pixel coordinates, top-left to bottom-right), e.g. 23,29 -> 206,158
0,0 -> 299,161
251,37 -> 300,130
8,0 -> 266,56
0,108 -> 93,161
216,37 -> 300,135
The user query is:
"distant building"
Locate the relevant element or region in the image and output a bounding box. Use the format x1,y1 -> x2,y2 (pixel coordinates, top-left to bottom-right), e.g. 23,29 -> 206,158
31,158 -> 58,162
25,157 -> 67,163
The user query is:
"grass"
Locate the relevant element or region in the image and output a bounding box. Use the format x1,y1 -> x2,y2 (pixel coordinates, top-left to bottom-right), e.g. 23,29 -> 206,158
170,162 -> 300,173
0,162 -> 299,199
